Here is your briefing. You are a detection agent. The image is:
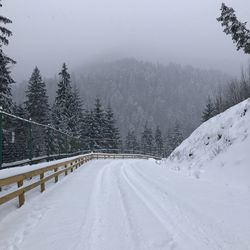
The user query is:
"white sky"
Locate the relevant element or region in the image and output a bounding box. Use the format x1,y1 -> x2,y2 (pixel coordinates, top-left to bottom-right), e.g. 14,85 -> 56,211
3,0 -> 250,81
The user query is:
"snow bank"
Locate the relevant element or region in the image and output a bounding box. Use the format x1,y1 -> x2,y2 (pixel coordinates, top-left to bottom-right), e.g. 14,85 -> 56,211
167,98 -> 250,187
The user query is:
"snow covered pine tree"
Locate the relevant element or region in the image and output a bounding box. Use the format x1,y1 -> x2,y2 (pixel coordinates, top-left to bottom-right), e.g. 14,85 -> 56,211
202,96 -> 215,122
52,63 -> 82,136
24,67 -> 50,157
166,122 -> 183,156
217,3 -> 250,54
104,104 -> 120,151
70,86 -> 83,138
155,126 -> 164,156
141,122 -> 154,155
25,67 -> 50,124
81,110 -> 95,150
0,0 -> 16,112
92,98 -> 106,150
125,130 -> 139,153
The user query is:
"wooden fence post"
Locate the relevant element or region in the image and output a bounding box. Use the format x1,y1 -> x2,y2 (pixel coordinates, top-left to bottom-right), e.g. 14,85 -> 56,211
17,180 -> 25,207
54,168 -> 58,183
40,173 -> 45,192
65,164 -> 68,175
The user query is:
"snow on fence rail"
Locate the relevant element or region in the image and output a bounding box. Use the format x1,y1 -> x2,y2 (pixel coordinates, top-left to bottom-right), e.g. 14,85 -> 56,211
0,153 -> 160,208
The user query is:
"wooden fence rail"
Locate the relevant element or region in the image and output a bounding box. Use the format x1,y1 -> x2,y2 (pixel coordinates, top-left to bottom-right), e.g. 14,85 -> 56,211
0,153 -> 160,207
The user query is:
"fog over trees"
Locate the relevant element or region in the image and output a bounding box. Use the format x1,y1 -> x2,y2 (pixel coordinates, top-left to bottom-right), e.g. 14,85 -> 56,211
12,58 -> 229,137
1,0 -> 250,158
3,0 -> 250,80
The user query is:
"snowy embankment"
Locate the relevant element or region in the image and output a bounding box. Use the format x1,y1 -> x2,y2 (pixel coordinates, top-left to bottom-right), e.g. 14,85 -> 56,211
167,98 -> 250,188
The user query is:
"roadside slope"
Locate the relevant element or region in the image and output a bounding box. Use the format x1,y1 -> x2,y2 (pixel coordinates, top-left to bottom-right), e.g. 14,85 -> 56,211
167,98 -> 250,187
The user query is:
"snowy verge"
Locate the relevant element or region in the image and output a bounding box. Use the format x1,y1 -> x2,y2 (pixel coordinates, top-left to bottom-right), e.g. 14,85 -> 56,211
166,98 -> 250,187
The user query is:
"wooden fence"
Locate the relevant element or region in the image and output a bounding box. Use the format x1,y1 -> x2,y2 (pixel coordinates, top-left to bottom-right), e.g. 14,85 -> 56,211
0,153 -> 160,208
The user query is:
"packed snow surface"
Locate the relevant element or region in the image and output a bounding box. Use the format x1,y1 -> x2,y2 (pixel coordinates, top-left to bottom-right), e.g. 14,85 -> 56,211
0,159 -> 249,250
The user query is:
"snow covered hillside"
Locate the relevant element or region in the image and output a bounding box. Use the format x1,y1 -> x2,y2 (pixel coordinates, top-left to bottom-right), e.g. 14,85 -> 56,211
167,98 -> 250,186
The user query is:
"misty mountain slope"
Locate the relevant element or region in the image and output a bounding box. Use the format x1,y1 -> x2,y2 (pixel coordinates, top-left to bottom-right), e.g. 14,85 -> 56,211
74,59 -> 229,136
12,59 -> 229,136
167,98 -> 250,186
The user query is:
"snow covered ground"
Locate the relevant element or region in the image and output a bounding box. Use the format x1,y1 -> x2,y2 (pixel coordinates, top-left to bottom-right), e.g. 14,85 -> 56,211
0,159 -> 249,250
167,98 -> 250,188
0,99 -> 249,250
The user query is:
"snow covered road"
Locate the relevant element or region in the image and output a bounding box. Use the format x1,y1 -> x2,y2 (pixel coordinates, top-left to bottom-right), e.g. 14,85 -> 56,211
0,159 -> 249,250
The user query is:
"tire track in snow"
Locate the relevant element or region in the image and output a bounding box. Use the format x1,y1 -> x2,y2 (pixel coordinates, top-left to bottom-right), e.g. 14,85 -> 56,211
136,164 -> 241,249
121,163 -> 218,250
120,164 -> 178,250
118,163 -> 178,250
129,164 -> 223,250
74,161 -> 137,250
109,163 -> 137,250
72,163 -> 110,250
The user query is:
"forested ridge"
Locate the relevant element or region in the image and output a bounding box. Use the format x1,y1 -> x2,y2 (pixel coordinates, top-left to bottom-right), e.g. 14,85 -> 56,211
13,58 -> 229,138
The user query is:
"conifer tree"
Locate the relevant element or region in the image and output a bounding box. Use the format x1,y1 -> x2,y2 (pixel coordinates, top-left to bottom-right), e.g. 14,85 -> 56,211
173,122 -> 183,147
70,86 -> 83,137
125,131 -> 132,152
125,130 -> 139,153
217,3 -> 250,54
201,97 -> 215,122
25,67 -> 50,124
92,98 -> 106,149
104,104 -> 120,150
155,126 -> 164,156
24,68 -> 50,157
81,109 -> 95,150
213,88 -> 224,115
167,122 -> 183,155
12,103 -> 28,160
165,132 -> 173,157
0,0 -> 16,112
13,103 -> 27,119
141,122 -> 154,154
52,63 -> 77,135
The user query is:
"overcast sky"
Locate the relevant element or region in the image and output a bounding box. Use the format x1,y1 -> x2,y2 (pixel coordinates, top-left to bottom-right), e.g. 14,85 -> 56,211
3,0 -> 250,81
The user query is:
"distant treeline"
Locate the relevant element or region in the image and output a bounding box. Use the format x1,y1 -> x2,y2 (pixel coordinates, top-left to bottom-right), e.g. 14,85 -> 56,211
12,63 -> 185,157
202,64 -> 250,122
13,59 -> 229,139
